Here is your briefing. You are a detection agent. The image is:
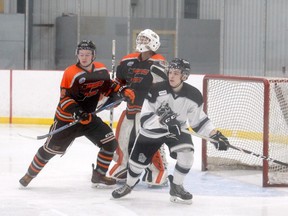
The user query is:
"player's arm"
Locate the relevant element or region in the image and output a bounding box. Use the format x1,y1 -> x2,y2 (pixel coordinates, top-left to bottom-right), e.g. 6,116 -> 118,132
103,78 -> 135,104
115,61 -> 128,86
150,60 -> 169,83
188,107 -> 229,151
139,90 -> 172,138
56,69 -> 92,124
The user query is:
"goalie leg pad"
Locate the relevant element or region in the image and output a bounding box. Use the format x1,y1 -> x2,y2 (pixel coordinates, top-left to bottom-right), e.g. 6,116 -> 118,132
142,144 -> 168,186
109,112 -> 134,181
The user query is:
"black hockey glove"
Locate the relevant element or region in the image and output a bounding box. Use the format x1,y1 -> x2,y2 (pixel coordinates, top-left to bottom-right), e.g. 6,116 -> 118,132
210,131 -> 229,151
159,111 -> 181,138
73,110 -> 92,125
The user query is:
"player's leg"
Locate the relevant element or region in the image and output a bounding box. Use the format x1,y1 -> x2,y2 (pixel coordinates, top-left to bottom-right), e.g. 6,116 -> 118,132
19,121 -> 75,187
19,146 -> 55,187
109,111 -> 134,181
112,134 -> 163,198
85,116 -> 118,187
166,133 -> 194,204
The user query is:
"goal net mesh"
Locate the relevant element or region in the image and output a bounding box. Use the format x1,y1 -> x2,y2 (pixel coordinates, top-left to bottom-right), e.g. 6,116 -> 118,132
203,75 -> 288,186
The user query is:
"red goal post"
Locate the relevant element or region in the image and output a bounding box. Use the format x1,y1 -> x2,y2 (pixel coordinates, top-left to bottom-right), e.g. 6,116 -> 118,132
202,74 -> 288,187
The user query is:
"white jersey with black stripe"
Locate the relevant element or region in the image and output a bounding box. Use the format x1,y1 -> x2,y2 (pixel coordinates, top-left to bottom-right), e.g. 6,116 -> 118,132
139,81 -> 215,139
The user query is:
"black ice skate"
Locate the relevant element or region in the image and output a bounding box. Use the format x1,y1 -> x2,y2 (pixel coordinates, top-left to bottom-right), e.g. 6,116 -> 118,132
19,174 -> 33,187
112,179 -> 140,199
91,164 -> 116,188
168,175 -> 193,204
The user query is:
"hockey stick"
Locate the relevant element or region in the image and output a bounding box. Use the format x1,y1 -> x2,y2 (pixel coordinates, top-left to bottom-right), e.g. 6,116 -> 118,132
33,98 -> 124,140
109,40 -> 116,128
181,129 -> 288,167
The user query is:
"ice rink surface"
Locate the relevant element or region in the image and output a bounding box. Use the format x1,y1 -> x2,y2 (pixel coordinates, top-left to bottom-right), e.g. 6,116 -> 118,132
1,124 -> 288,216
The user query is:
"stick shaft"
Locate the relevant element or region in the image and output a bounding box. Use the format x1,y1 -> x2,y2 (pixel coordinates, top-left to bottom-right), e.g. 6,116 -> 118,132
181,129 -> 288,167
109,39 -> 116,128
37,98 -> 124,140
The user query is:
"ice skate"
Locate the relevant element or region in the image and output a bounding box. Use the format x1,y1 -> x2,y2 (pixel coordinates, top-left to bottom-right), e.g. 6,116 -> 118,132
91,164 -> 116,188
112,179 -> 140,199
112,184 -> 132,198
168,175 -> 192,205
19,174 -> 33,187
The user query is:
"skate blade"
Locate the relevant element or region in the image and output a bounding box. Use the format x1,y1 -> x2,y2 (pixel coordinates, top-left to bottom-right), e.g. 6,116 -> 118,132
147,182 -> 169,188
91,183 -> 116,189
170,196 -> 192,205
145,179 -> 169,188
111,191 -> 131,199
18,183 -> 29,189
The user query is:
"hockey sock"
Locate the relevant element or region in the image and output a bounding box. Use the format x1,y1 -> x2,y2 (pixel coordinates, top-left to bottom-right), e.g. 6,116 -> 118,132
27,146 -> 55,178
173,151 -> 193,185
95,149 -> 114,175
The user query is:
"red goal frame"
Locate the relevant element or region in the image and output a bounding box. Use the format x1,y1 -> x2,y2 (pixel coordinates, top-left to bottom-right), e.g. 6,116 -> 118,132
202,74 -> 288,187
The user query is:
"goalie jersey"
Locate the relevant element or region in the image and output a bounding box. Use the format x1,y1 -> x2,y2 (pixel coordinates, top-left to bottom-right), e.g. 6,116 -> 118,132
115,52 -> 167,119
139,81 -> 215,139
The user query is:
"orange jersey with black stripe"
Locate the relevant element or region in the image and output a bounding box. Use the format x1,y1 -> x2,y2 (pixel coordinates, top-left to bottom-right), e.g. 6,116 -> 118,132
55,62 -> 115,123
116,52 -> 167,119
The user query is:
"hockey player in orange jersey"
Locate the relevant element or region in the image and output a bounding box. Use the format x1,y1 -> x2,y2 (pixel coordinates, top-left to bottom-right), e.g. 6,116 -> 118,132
19,40 -> 135,188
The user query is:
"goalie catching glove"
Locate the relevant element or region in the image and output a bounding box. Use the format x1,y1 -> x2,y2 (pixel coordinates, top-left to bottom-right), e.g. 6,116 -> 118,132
73,110 -> 92,125
210,131 -> 229,151
159,110 -> 181,138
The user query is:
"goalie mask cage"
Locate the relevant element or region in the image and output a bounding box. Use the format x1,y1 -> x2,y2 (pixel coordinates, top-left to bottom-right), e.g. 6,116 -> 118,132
202,74 -> 288,187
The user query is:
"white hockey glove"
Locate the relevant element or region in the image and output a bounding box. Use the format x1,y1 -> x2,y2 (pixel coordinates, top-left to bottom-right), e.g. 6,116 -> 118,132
210,131 -> 229,151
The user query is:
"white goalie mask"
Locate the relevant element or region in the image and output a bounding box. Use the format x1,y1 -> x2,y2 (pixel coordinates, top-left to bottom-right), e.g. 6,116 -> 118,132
136,29 -> 161,53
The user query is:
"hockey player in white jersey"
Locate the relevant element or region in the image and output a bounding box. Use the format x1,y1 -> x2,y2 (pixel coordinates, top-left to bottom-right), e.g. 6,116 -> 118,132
111,58 -> 229,204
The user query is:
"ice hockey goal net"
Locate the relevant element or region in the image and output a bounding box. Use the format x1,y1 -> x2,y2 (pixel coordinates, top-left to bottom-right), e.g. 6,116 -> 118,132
202,74 -> 288,187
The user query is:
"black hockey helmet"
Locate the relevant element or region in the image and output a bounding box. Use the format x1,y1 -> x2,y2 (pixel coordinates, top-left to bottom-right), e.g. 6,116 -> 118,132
167,58 -> 191,80
75,40 -> 96,56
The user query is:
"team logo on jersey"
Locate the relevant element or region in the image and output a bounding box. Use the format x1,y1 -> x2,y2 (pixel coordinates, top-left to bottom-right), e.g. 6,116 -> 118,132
138,153 -> 147,163
156,102 -> 172,116
127,61 -> 134,67
158,90 -> 167,96
79,77 -> 86,84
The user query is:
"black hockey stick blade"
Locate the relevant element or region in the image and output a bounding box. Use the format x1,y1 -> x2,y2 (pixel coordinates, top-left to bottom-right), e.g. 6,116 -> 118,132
36,98 -> 125,140
181,129 -> 288,167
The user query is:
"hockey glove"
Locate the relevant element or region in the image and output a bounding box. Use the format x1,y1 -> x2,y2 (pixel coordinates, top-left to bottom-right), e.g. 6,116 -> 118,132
73,110 -> 92,125
159,111 -> 181,138
210,131 -> 229,151
119,86 -> 135,104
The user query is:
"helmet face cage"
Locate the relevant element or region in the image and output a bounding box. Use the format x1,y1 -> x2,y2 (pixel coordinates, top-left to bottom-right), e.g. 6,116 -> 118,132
167,58 -> 191,80
75,40 -> 96,56
136,29 -> 161,52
